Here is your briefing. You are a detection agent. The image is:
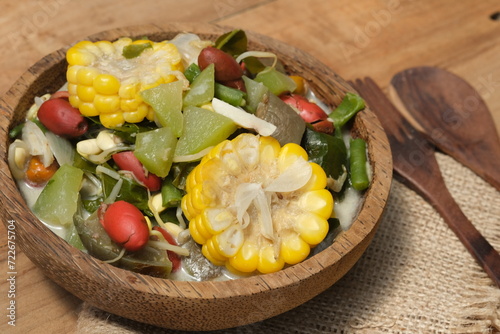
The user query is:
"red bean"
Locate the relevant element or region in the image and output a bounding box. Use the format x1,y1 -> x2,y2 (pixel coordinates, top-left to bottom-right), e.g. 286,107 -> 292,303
152,226 -> 181,272
37,98 -> 88,138
198,46 -> 243,82
112,151 -> 161,192
99,201 -> 149,252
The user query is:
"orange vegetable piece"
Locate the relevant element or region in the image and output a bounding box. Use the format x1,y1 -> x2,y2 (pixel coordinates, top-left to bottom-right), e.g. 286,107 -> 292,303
25,156 -> 58,185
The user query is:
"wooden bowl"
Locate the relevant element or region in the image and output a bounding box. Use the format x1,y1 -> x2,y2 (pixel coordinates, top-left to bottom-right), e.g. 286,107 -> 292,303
0,23 -> 392,331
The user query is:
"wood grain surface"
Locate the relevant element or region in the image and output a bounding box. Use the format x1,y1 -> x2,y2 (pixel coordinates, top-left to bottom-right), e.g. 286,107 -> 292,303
0,0 -> 499,332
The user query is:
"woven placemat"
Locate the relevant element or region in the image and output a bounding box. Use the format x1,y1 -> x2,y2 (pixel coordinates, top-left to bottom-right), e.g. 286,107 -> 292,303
76,153 -> 500,334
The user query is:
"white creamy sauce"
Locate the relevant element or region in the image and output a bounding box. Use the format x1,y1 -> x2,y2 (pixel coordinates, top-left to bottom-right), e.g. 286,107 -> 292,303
334,187 -> 363,230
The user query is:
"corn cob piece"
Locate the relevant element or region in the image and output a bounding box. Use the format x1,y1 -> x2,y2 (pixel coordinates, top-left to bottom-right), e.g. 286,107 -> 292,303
66,38 -> 184,128
182,133 -> 334,274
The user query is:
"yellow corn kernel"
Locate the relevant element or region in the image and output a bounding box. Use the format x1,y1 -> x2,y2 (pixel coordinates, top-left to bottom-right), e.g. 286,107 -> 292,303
202,208 -> 233,235
118,81 -> 139,100
213,226 -> 244,257
201,244 -> 226,267
295,213 -> 329,246
189,216 -> 207,244
258,245 -> 285,274
67,66 -> 81,84
259,136 -> 281,164
94,94 -> 120,114
120,98 -> 140,113
123,104 -> 149,123
277,143 -> 308,172
99,113 -> 124,129
66,41 -> 96,66
181,195 -> 195,221
300,162 -> 328,191
67,83 -> 78,96
182,133 -> 334,275
298,189 -> 334,220
132,39 -> 151,46
185,171 -> 197,191
79,102 -> 99,117
229,241 -> 259,273
193,215 -> 212,241
94,74 -> 120,95
69,95 -> 81,108
146,107 -> 155,121
190,183 -> 209,212
94,40 -> 114,54
280,233 -> 310,265
203,239 -> 227,263
77,67 -> 100,86
76,85 -> 96,103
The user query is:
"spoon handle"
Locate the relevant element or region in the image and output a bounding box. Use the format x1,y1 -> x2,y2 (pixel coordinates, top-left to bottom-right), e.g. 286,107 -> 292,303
415,173 -> 500,288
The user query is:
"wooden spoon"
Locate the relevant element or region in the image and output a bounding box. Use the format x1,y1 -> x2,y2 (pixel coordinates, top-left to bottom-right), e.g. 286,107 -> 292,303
350,77 -> 500,288
390,66 -> 500,191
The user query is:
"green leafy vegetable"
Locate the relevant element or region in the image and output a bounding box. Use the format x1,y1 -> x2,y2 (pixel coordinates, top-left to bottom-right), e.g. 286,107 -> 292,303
111,122 -> 156,143
122,42 -> 153,59
101,172 -> 150,213
301,126 -> 347,180
215,29 -> 247,56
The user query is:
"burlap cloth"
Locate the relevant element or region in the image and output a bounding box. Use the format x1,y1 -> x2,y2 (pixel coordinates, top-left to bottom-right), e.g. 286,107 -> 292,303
76,153 -> 500,334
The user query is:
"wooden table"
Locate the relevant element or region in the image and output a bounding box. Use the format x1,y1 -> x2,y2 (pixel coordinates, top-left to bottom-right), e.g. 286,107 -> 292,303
1,0 -> 499,332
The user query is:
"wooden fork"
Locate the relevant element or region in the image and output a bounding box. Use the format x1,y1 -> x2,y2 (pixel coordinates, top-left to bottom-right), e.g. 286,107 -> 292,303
349,77 -> 500,288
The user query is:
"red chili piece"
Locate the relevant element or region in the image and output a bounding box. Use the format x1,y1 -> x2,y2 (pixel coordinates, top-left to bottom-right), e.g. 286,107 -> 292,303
280,94 -> 328,122
112,151 -> 161,192
99,201 -> 150,252
37,98 -> 88,138
152,226 -> 182,272
280,94 -> 334,133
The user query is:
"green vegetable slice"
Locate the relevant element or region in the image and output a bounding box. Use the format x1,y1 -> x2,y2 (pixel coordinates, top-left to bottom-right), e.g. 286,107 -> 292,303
141,81 -> 184,137
134,127 -> 177,178
254,67 -> 297,96
174,106 -> 237,157
183,63 -> 215,108
32,164 -> 83,227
